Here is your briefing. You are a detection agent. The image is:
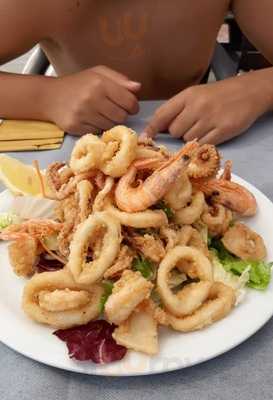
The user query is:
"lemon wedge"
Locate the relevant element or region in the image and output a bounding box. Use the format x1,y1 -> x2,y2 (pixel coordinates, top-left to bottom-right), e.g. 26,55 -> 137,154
0,155 -> 46,196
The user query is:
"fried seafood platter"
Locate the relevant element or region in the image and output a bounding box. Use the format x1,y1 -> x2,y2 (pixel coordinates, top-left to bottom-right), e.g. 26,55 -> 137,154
0,125 -> 272,370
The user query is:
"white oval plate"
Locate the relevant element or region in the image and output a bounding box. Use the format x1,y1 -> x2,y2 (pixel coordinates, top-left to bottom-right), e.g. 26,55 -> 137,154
0,175 -> 273,377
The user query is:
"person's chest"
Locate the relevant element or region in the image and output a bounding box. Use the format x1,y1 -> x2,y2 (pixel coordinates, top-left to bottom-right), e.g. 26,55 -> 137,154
42,0 -> 230,99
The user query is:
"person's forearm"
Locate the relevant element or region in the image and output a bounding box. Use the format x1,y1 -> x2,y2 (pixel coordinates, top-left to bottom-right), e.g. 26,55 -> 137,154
239,67 -> 273,113
0,71 -> 55,121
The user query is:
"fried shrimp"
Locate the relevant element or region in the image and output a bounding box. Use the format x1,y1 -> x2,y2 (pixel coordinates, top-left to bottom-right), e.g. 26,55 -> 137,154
0,219 -> 62,241
70,134 -> 106,173
194,177 -> 257,217
157,246 -> 213,317
222,222 -> 267,261
220,160 -> 232,181
115,141 -> 196,212
201,204 -> 233,237
22,269 -> 103,329
167,282 -> 236,332
164,171 -> 192,210
104,197 -> 168,228
187,144 -> 220,179
8,236 -> 41,277
174,191 -> 205,225
100,125 -> 138,177
67,211 -> 121,284
104,270 -> 153,325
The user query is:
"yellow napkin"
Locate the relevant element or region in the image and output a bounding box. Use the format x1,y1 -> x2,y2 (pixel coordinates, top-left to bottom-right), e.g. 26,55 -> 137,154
0,119 -> 64,151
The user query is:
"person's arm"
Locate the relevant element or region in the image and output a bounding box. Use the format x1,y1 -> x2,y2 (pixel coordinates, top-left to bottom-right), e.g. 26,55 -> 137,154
142,0 -> 273,145
0,0 -> 55,121
0,0 -> 140,134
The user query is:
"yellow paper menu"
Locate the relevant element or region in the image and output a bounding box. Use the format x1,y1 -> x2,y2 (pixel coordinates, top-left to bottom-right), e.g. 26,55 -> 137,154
0,119 -> 64,151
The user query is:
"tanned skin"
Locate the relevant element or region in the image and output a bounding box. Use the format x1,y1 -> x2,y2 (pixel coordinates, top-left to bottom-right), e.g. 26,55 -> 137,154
0,0 -> 273,144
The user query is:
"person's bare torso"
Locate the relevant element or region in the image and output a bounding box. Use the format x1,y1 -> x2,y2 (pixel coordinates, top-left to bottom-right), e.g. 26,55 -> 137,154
41,0 -> 231,99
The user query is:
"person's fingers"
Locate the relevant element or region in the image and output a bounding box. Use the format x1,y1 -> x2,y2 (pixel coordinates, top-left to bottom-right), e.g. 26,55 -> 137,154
93,65 -> 141,93
141,98 -> 184,138
100,98 -> 128,124
106,81 -> 139,114
183,120 -> 214,142
121,80 -> 142,93
67,123 -> 101,136
81,123 -> 102,134
198,129 -> 222,145
92,65 -> 129,83
168,110 -> 198,138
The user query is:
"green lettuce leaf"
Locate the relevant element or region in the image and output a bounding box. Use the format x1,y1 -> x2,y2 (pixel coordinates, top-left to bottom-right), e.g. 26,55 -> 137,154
209,238 -> 272,290
99,280 -> 114,313
0,212 -> 20,230
132,256 -> 155,280
154,200 -> 174,219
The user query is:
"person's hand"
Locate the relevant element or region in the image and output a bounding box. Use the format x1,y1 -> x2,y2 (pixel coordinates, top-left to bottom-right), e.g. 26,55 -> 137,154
141,72 -> 271,145
46,65 -> 141,135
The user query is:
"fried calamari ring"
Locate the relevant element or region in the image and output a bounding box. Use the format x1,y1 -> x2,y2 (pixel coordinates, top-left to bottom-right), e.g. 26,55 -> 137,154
222,222 -> 267,261
177,225 -> 209,260
100,125 -> 138,177
167,282 -> 236,332
93,177 -> 114,212
104,197 -> 168,228
38,289 -> 91,312
187,144 -> 220,179
77,180 -> 94,222
164,171 -> 192,210
157,246 -> 213,317
70,134 -> 106,173
67,211 -> 121,284
174,191 -> 205,225
22,269 -> 103,329
201,204 -> 233,237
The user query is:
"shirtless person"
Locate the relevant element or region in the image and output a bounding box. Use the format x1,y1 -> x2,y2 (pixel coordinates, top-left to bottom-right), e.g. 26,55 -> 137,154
0,0 -> 273,144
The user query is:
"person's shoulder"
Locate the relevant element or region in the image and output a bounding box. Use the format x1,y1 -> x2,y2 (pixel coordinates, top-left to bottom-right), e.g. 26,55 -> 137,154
0,0 -> 74,38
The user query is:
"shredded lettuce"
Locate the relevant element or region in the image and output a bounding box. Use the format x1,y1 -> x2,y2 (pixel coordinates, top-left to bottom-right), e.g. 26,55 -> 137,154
211,252 -> 249,305
99,280 -> 114,313
132,256 -> 155,280
209,238 -> 272,290
0,212 -> 20,230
